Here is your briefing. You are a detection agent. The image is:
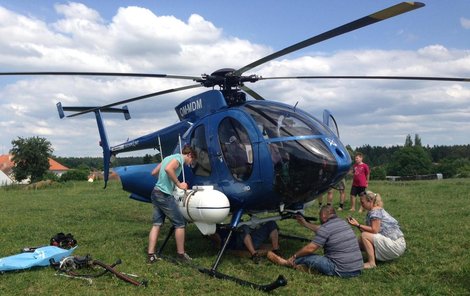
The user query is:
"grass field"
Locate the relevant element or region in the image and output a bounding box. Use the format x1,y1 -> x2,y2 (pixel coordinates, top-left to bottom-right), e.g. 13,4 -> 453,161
1,179 -> 469,295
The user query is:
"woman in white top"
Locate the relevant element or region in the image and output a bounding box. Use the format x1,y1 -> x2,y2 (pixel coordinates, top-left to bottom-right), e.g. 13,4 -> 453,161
348,190 -> 406,269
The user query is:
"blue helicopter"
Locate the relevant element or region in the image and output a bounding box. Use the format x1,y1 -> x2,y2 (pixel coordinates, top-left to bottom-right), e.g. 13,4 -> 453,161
3,1 -> 469,291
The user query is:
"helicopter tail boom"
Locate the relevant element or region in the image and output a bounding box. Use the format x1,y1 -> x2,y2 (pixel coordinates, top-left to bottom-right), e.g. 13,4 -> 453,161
57,102 -> 191,187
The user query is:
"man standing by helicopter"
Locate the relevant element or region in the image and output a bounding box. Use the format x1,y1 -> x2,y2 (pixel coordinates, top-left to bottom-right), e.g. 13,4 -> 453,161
147,145 -> 197,263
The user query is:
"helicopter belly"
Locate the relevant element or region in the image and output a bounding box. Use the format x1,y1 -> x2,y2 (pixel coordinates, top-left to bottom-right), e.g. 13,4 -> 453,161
113,164 -> 156,202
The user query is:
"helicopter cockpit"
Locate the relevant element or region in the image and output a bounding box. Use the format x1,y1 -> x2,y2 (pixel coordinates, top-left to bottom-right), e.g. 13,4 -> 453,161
243,101 -> 349,207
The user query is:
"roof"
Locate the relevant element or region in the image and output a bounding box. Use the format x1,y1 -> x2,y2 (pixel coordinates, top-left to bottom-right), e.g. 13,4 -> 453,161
0,154 -> 69,172
48,158 -> 69,171
0,154 -> 14,174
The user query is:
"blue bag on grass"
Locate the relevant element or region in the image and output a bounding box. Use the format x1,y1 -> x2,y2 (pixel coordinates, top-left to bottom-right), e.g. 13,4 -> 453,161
0,246 -> 76,272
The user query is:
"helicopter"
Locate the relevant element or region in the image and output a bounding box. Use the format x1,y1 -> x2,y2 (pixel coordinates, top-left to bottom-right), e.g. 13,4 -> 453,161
2,1 -> 469,291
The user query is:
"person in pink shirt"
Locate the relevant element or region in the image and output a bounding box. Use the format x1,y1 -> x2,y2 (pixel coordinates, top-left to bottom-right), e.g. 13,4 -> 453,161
349,152 -> 370,212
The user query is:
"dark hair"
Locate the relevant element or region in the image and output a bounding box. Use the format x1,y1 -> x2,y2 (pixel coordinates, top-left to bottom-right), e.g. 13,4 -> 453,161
319,204 -> 336,216
182,145 -> 197,159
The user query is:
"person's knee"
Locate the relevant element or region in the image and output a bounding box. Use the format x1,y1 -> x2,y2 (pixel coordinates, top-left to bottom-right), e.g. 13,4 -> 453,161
361,231 -> 374,241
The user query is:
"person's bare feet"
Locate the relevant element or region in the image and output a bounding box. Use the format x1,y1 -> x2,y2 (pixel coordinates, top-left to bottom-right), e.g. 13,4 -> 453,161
364,262 -> 376,269
349,208 -> 355,212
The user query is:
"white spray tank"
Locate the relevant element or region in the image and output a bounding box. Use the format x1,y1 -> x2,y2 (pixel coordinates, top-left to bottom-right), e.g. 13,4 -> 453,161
173,186 -> 230,235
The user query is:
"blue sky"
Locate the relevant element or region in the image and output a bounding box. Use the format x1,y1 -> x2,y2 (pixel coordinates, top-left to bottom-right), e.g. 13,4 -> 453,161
0,1 -> 469,156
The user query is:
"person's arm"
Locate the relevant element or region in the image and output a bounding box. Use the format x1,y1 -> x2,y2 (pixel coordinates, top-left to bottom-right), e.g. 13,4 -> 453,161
349,217 -> 381,233
295,215 -> 320,233
151,163 -> 161,176
287,242 -> 319,265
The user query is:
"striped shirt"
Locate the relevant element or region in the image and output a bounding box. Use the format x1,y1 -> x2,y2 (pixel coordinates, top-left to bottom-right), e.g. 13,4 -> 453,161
313,216 -> 364,273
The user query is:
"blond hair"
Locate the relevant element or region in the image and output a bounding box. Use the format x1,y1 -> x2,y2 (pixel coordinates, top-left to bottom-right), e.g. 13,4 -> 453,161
361,190 -> 383,207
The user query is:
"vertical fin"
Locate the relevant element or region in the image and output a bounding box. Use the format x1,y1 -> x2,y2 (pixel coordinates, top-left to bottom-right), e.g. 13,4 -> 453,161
94,110 -> 111,188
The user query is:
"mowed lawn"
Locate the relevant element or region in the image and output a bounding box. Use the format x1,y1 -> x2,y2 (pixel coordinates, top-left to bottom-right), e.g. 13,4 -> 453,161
1,179 -> 469,295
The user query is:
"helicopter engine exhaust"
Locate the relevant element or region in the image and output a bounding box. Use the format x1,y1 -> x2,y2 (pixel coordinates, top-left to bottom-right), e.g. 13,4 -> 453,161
173,186 -> 230,235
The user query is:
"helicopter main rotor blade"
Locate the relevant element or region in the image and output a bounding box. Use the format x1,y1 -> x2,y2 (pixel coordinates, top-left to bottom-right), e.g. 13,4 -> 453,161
241,85 -> 265,100
234,2 -> 425,76
66,84 -> 202,118
0,71 -> 200,80
259,76 -> 470,83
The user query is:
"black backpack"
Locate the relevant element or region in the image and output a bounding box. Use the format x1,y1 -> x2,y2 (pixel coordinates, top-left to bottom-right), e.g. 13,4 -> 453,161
50,233 -> 77,249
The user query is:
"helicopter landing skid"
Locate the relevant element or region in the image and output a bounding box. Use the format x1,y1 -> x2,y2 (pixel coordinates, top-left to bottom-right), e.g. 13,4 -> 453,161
157,252 -> 287,292
156,226 -> 286,292
199,268 -> 287,292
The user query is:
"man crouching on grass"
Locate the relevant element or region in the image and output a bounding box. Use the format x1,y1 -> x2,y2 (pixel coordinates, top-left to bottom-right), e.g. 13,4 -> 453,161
267,205 -> 363,277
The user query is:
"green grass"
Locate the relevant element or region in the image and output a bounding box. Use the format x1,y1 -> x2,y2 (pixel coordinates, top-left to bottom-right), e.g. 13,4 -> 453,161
1,179 -> 469,295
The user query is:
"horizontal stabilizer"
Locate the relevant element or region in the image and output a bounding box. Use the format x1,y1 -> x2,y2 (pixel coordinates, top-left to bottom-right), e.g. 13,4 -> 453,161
56,102 -> 130,120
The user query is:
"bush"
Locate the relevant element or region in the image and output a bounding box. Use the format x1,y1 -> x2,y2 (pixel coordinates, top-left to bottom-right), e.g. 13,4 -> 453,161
387,146 -> 432,176
456,164 -> 470,178
42,171 -> 59,182
433,158 -> 470,178
370,166 -> 387,180
59,169 -> 89,182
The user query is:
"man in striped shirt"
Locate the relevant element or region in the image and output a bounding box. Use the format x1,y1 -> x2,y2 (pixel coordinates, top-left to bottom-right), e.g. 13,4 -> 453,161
268,205 -> 363,277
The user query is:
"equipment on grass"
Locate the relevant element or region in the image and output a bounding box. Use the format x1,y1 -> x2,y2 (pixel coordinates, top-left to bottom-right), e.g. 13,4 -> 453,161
0,246 -> 76,273
50,254 -> 148,287
21,232 -> 77,253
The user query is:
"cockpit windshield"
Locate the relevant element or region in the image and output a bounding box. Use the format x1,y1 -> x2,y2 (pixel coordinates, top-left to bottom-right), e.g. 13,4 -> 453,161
243,102 -> 339,206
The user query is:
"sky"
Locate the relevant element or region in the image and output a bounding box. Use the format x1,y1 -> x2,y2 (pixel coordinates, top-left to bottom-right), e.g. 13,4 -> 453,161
0,0 -> 469,157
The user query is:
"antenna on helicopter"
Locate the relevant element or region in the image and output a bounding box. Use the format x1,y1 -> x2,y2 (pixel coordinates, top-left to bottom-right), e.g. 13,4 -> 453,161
158,136 -> 163,161
178,134 -> 186,184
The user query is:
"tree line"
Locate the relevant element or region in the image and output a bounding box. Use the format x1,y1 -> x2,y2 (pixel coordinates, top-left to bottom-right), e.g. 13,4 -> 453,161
6,134 -> 470,184
351,134 -> 470,179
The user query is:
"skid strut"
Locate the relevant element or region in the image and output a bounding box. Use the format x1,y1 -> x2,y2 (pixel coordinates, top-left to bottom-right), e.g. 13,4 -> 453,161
156,225 -> 287,292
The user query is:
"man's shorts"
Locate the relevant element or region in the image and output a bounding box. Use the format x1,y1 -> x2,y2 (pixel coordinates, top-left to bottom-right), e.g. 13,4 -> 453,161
350,186 -> 367,197
151,189 -> 186,228
329,179 -> 346,191
240,221 -> 278,249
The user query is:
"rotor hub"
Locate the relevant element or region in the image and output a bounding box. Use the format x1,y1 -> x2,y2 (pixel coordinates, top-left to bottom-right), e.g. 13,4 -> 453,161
196,68 -> 259,90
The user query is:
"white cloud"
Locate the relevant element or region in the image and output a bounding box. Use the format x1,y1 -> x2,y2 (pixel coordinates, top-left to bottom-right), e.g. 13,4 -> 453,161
460,17 -> 470,29
0,3 -> 469,157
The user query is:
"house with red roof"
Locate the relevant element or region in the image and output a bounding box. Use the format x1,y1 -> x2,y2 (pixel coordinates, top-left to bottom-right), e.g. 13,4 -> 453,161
0,154 -> 70,184
0,169 -> 12,186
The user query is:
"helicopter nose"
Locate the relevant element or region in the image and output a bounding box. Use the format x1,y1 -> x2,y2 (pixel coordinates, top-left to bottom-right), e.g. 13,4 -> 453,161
323,137 -> 351,175
272,137 -> 350,207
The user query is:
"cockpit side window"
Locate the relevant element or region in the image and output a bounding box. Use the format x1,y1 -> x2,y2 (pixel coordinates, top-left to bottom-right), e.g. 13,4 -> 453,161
218,117 -> 253,181
190,125 -> 211,177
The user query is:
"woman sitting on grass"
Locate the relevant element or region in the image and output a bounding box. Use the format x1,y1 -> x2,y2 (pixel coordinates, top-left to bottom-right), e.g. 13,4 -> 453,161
347,190 -> 406,269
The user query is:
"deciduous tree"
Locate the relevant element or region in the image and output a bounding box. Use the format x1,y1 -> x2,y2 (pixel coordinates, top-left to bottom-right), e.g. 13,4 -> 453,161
9,136 -> 53,183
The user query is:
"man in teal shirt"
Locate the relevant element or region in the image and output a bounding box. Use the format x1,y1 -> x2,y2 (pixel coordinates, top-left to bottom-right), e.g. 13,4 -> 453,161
147,145 -> 197,263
